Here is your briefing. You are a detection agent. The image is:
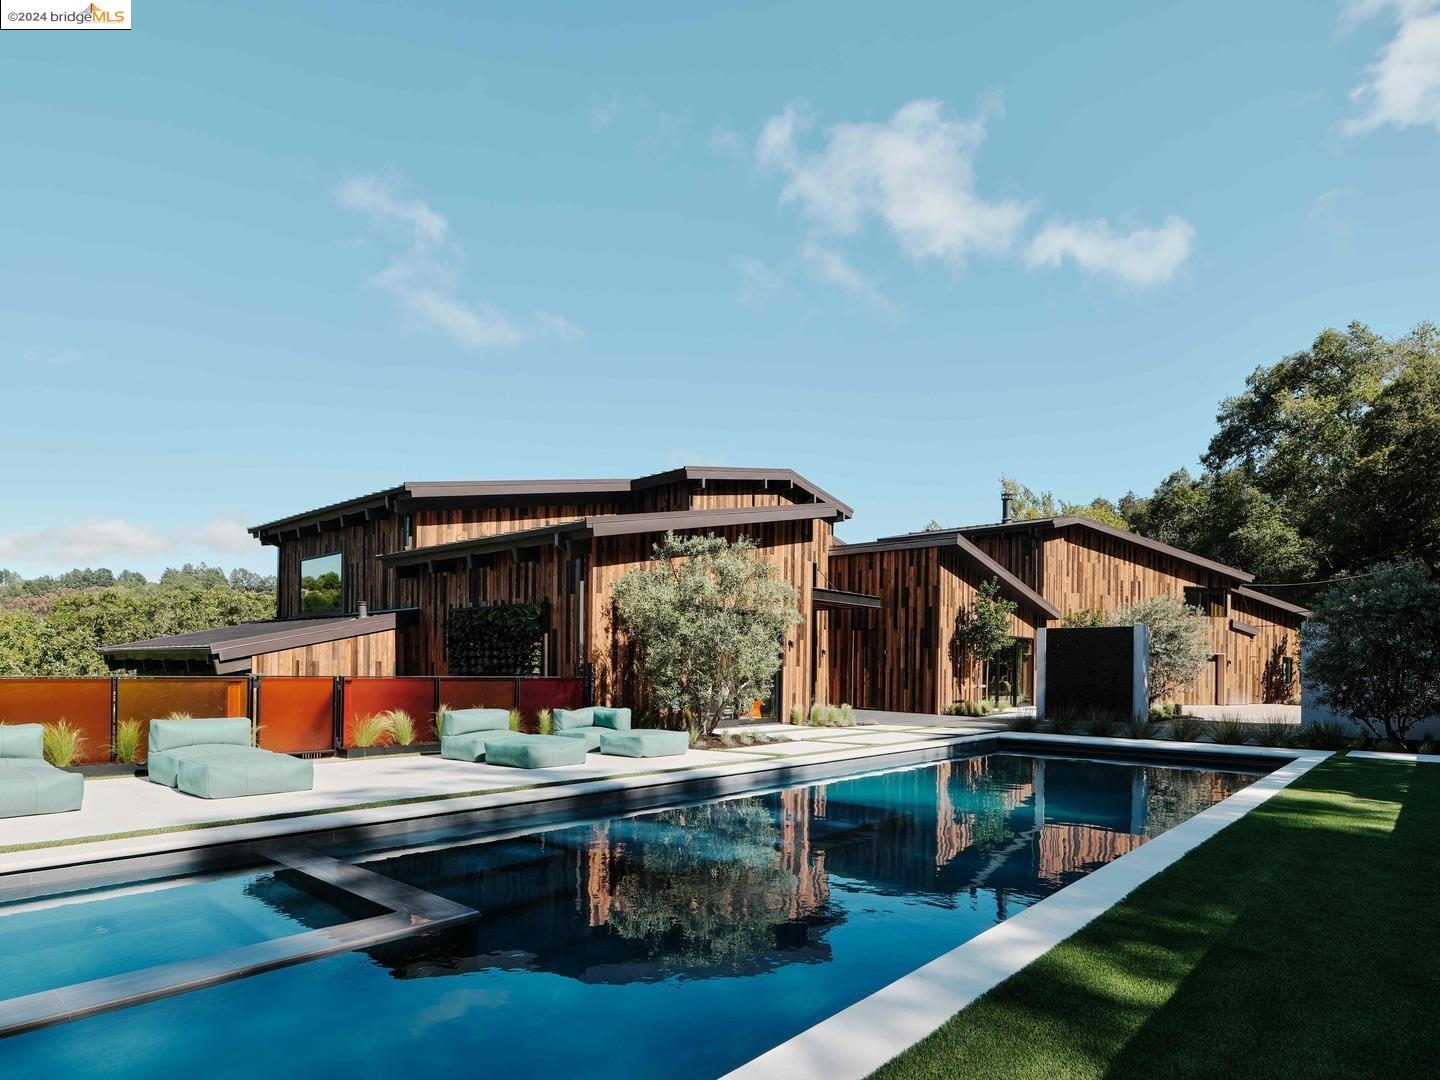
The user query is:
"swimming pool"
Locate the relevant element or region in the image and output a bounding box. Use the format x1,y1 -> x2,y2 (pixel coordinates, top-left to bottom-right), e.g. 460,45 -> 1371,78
0,748 -> 1263,1078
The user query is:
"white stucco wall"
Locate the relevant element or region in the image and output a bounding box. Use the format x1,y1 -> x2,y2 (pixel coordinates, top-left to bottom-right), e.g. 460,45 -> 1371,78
1300,637 -> 1440,739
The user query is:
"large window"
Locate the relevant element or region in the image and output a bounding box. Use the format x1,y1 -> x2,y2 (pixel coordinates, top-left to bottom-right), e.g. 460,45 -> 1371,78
1183,587 -> 1226,618
299,552 -> 343,614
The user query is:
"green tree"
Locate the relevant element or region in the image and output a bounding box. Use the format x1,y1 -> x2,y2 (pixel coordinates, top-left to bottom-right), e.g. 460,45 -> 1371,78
951,578 -> 1017,694
1109,596 -> 1212,705
160,562 -> 230,590
1000,476 -> 1129,529
611,532 -> 801,736
1304,561 -> 1440,744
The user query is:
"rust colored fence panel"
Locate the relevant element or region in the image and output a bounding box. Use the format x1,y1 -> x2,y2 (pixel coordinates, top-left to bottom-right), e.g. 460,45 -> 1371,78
0,678 -> 113,765
116,678 -> 250,761
517,677 -> 585,718
437,677 -> 517,713
256,677 -> 334,754
341,677 -> 437,746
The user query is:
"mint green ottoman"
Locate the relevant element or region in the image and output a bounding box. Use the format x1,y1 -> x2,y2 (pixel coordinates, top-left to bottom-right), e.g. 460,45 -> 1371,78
440,708 -> 515,762
599,729 -> 690,758
0,723 -> 84,818
484,734 -> 588,769
556,728 -> 603,752
174,748 -> 313,799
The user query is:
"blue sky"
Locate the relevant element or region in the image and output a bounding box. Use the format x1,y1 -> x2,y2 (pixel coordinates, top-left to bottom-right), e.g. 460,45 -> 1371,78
2,0 -> 1437,578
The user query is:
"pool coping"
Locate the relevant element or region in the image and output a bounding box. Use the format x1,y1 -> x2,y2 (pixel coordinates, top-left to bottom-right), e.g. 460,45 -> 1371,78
722,742 -> 1332,1080
1347,749 -> 1440,765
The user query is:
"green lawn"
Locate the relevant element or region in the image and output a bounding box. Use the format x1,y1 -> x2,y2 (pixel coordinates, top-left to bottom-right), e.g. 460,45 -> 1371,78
871,756 -> 1439,1080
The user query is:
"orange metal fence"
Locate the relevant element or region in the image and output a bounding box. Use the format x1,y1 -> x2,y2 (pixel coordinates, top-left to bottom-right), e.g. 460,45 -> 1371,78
0,675 -> 589,761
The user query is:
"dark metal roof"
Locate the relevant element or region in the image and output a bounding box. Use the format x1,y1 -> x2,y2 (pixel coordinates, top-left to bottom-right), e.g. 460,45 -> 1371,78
1234,586 -> 1312,618
886,517 -> 1257,584
829,532 -> 1063,620
813,587 -> 884,611
102,611 -> 406,664
379,503 -> 845,571
250,467 -> 851,542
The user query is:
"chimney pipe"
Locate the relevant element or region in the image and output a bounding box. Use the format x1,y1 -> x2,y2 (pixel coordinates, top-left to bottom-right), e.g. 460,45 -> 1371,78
1001,492 -> 1015,524
357,601 -> 368,618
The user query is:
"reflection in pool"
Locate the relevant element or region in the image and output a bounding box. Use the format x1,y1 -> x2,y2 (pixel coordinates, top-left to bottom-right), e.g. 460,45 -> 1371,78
1,752 -> 1261,1080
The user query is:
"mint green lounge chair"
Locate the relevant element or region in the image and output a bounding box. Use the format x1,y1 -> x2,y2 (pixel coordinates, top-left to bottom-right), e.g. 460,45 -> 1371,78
0,723 -> 83,818
147,718 -> 313,799
599,729 -> 690,758
553,706 -> 632,752
439,708 -> 517,762
485,733 -> 588,769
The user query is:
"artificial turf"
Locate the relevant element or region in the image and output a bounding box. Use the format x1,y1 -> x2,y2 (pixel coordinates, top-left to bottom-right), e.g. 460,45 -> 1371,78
870,756 -> 1439,1080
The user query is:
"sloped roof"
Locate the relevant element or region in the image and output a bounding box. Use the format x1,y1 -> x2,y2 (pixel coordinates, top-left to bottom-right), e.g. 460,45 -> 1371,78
102,611 -> 406,669
829,532 -> 1062,620
887,517 -> 1257,584
1234,585 -> 1312,618
250,466 -> 851,541
379,503 -> 844,571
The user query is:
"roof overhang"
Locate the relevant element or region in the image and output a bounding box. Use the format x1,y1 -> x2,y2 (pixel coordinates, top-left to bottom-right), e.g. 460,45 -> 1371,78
380,503 -> 846,574
813,587 -> 883,611
1234,585 -> 1311,618
830,532 -> 1062,621
102,611 -> 409,672
250,467 -> 852,544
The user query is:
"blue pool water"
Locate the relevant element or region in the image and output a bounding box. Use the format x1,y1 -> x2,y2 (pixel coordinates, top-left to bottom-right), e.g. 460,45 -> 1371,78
0,751 -> 1261,1078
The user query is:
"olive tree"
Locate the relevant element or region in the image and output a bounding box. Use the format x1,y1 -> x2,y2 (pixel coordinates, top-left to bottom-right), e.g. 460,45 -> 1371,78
611,532 -> 801,736
951,579 -> 1017,696
1305,561 -> 1440,744
1109,596 -> 1212,704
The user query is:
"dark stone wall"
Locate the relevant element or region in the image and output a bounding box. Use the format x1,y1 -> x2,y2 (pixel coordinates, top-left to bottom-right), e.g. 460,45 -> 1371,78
1042,626 -> 1140,714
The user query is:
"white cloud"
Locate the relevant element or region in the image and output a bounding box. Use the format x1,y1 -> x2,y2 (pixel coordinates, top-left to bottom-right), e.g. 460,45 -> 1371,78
801,242 -> 897,314
1025,216 -> 1196,287
752,97 -> 1195,302
1344,0 -> 1440,134
336,174 -> 576,350
0,521 -> 170,565
758,98 -> 1030,266
192,516 -> 260,555
731,255 -> 788,309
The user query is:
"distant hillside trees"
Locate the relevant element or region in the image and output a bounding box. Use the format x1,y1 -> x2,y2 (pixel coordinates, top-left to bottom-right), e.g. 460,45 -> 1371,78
0,564 -> 276,676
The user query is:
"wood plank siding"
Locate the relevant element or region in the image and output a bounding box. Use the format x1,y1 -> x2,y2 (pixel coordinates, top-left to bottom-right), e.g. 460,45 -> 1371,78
969,523 -> 1303,707
250,629 -> 398,677
826,546 -> 1044,713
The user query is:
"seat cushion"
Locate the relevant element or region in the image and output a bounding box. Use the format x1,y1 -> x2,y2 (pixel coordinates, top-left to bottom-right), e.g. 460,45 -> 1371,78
555,728 -> 603,752
439,730 -> 520,763
484,734 -> 588,769
0,723 -> 44,760
599,729 -> 690,759
174,749 -> 313,800
0,761 -> 83,818
148,717 -> 251,753
147,744 -> 256,788
442,708 -> 512,736
551,708 -> 595,735
591,707 -> 632,732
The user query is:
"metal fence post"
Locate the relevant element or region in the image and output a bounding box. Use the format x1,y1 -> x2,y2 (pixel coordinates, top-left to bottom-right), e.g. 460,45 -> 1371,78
332,677 -> 345,752
109,675 -> 119,765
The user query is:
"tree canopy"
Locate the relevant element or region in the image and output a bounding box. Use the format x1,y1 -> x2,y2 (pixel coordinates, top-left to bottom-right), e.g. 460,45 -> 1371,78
1109,596 -> 1212,705
611,532 -> 801,736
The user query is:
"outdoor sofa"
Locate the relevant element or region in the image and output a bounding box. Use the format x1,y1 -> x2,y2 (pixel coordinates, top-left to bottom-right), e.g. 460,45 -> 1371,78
439,708 -> 518,762
553,707 -> 632,751
0,723 -> 84,818
146,717 -> 313,799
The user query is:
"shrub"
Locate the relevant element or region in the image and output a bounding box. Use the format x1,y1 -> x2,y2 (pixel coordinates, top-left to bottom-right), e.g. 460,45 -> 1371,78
435,703 -> 453,738
807,704 -> 856,728
1168,713 -> 1205,742
42,719 -> 86,767
113,718 -> 143,763
385,709 -> 417,747
536,708 -> 554,736
508,708 -> 524,732
838,703 -> 854,725
351,712 -> 393,748
1122,714 -> 1162,740
1208,716 -> 1253,745
1109,597 -> 1212,704
1301,718 -> 1352,750
1007,713 -> 1043,732
945,700 -> 996,717
164,710 -> 192,721
1250,721 -> 1297,749
1082,709 -> 1123,738
1045,709 -> 1078,735
789,704 -> 804,725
